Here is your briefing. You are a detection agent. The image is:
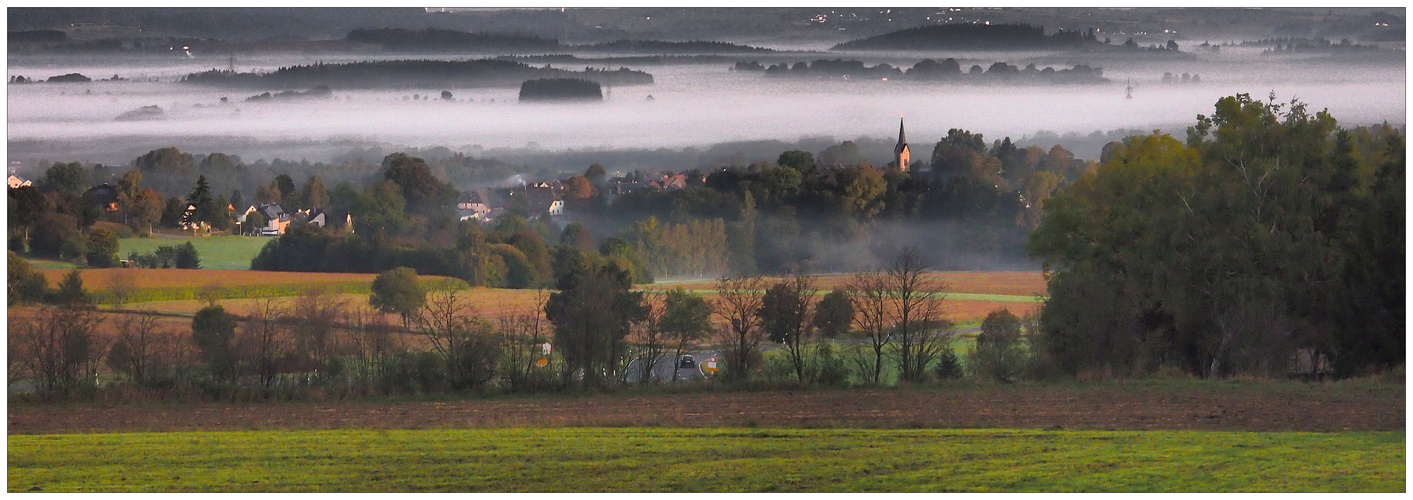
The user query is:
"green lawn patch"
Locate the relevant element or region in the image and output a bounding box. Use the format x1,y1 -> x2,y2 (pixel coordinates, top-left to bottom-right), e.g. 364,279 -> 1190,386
8,428 -> 1402,492
119,236 -> 270,270
22,258 -> 77,270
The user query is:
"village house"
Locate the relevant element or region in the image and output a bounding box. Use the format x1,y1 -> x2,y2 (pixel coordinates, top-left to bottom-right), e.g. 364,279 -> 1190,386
7,174 -> 31,189
457,189 -> 506,221
237,203 -> 291,235
525,186 -> 565,216
81,183 -> 122,222
307,208 -> 353,232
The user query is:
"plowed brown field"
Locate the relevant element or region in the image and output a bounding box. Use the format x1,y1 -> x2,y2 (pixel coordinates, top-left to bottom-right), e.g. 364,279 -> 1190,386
9,383 -> 1401,435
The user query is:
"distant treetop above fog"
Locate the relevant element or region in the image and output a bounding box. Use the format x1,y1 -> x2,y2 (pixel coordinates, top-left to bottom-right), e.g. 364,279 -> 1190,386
832,23 -> 1102,51
574,40 -> 774,54
7,7 -> 1405,49
180,60 -> 653,90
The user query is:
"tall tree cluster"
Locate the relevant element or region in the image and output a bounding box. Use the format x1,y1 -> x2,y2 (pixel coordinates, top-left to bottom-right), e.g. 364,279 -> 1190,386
1028,94 -> 1404,379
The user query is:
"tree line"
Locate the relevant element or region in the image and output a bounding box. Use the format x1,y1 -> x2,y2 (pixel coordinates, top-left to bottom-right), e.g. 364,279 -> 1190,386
180,59 -> 654,90
10,246 -> 1008,400
737,58 -> 1105,84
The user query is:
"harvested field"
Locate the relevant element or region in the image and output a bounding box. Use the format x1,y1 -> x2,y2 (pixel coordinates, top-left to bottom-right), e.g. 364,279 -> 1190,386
115,291 -> 1033,326
33,269 -> 465,305
38,269 -> 380,292
9,382 -> 1402,435
646,271 -> 1047,297
943,300 -> 1041,324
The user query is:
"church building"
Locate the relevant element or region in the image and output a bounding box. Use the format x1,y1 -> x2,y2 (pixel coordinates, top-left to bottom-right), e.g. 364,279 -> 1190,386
894,118 -> 911,172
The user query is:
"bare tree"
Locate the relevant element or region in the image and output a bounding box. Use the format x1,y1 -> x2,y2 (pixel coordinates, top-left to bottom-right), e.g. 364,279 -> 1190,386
13,305 -> 103,395
761,273 -> 815,385
106,313 -> 164,386
630,294 -> 671,385
848,270 -> 893,385
196,282 -> 227,307
887,248 -> 952,383
107,269 -> 137,310
415,286 -> 498,390
714,275 -> 768,383
291,285 -> 349,379
342,304 -> 401,394
498,291 -> 551,391
240,299 -> 292,388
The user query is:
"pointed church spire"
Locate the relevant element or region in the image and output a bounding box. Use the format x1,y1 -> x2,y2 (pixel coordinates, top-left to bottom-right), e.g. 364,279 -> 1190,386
894,117 -> 911,172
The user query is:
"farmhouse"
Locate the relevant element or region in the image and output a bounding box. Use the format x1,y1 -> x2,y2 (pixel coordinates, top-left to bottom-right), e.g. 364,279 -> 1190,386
239,203 -> 292,235
457,189 -> 506,221
7,174 -> 31,188
82,183 -> 122,221
524,186 -> 564,216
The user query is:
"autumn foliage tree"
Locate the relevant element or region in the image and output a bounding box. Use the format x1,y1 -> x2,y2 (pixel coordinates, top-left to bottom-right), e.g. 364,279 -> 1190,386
1029,94 -> 1405,378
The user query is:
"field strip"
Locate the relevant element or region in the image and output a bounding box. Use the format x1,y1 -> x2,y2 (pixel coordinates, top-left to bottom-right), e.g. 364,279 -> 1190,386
8,428 -> 1403,492
11,384 -> 1402,435
646,289 -> 1041,303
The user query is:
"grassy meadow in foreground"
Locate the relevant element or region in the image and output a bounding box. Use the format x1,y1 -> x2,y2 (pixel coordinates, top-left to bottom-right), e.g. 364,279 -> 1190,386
8,428 -> 1402,492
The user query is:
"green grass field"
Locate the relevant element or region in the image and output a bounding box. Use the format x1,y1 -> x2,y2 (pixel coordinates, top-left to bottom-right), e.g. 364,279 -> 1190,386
8,428 -> 1402,492
119,236 -> 271,270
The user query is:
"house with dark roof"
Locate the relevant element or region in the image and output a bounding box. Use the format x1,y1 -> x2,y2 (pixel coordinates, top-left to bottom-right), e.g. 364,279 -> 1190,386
457,189 -> 506,221
242,203 -> 291,235
525,186 -> 564,216
82,183 -> 122,222
307,208 -> 352,231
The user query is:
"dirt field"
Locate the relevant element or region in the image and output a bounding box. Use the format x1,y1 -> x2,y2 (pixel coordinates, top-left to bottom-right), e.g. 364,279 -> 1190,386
96,292 -> 1035,326
647,271 -> 1047,297
9,382 -> 1401,435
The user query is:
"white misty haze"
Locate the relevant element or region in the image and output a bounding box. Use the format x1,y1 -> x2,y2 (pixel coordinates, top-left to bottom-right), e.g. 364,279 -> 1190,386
7,49 -> 1405,164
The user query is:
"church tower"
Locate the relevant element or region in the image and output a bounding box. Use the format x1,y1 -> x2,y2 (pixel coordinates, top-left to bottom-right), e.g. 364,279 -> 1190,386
894,118 -> 911,172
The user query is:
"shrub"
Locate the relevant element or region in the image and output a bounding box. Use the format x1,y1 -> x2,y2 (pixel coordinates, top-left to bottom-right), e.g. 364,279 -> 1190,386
812,343 -> 850,387
370,267 -> 425,325
54,269 -> 89,307
8,251 -> 48,305
934,347 -> 964,380
969,309 -> 1030,382
192,305 -> 237,382
29,212 -> 80,258
175,242 -> 201,269
84,226 -> 120,268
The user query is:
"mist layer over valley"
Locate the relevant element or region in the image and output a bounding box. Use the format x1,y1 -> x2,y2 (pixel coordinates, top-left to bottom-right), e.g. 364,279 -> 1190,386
9,46 -> 1404,169
6,7 -> 1406,275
